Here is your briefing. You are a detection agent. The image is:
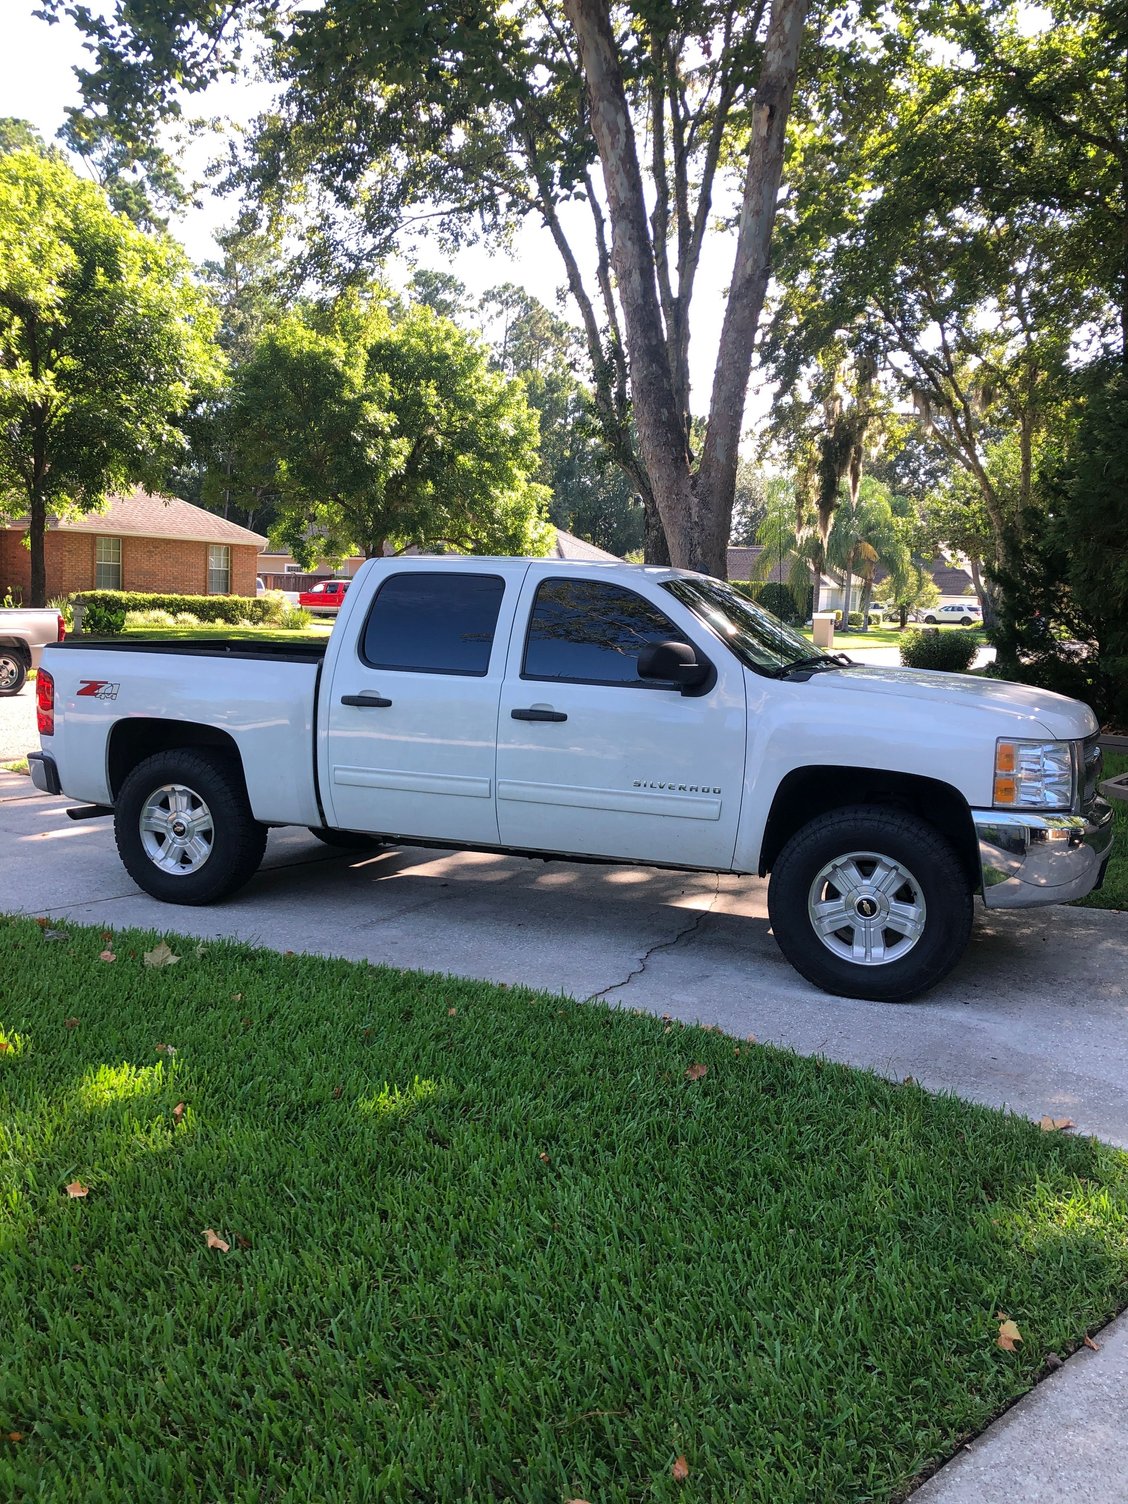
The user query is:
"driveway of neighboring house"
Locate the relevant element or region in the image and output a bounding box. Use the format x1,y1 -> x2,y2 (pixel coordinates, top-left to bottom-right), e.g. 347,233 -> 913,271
0,683 -> 35,762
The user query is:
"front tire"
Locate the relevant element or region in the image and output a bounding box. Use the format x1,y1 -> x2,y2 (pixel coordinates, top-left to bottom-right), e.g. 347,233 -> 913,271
0,650 -> 28,696
767,807 -> 973,1002
115,749 -> 267,905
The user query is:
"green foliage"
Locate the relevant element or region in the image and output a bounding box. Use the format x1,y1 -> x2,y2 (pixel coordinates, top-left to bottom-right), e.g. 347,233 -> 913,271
219,290 -> 552,562
4,915 -> 1128,1499
73,590 -> 285,632
900,630 -> 980,674
735,580 -> 810,626
0,148 -> 222,604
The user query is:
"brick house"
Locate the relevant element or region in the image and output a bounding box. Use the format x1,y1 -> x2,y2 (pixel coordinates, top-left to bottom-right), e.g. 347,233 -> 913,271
1,489 -> 267,601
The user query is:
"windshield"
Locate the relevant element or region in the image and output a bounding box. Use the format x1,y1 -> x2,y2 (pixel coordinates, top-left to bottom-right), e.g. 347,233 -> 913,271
662,575 -> 825,675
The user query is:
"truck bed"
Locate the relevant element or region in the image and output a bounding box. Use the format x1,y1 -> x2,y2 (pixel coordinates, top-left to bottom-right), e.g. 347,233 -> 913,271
48,636 -> 329,665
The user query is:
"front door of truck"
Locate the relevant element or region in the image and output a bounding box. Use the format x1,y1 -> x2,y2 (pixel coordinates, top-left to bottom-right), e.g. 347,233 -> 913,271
323,564 -> 523,844
495,572 -> 747,869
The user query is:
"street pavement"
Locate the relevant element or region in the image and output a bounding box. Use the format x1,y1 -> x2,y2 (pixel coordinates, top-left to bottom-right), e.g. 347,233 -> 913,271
1,764 -> 1125,1501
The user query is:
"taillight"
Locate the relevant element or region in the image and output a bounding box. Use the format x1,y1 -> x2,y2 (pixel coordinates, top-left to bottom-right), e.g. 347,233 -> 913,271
56,612 -> 66,642
37,669 -> 54,736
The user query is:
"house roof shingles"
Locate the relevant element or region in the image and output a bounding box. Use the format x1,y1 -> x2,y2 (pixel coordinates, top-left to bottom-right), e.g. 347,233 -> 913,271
5,489 -> 267,547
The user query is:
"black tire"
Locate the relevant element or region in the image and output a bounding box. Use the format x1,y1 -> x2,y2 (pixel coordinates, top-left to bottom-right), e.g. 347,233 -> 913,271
767,806 -> 973,1002
0,650 -> 28,696
959,616 -> 972,626
114,749 -> 267,905
307,826 -> 383,850
923,614 -> 938,624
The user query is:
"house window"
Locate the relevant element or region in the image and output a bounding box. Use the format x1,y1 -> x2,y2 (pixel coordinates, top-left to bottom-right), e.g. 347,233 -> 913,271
94,537 -> 122,591
207,544 -> 231,594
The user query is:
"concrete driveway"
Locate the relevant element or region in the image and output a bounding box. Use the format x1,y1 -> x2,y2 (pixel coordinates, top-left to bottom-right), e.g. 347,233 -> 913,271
3,764 -> 1128,1504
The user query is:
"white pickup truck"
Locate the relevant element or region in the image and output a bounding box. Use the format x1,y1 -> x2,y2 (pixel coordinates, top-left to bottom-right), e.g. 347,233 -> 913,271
0,606 -> 67,695
29,557 -> 1115,1001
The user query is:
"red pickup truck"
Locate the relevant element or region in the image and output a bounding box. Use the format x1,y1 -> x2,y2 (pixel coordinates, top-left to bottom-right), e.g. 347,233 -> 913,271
298,579 -> 351,614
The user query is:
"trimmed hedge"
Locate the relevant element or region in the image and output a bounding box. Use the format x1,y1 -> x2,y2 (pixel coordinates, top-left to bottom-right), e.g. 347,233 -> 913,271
899,628 -> 980,673
728,580 -> 810,625
71,589 -> 285,633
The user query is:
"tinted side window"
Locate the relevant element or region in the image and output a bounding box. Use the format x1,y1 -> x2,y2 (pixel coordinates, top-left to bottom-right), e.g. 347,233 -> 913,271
523,578 -> 688,686
361,572 -> 505,676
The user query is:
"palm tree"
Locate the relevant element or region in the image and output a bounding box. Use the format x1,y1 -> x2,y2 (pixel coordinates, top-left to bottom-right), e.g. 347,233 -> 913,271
827,479 -> 912,631
749,476 -> 825,615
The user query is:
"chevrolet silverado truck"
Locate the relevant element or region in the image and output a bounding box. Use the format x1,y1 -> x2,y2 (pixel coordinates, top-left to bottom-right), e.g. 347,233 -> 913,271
0,606 -> 67,695
28,557 -> 1116,1002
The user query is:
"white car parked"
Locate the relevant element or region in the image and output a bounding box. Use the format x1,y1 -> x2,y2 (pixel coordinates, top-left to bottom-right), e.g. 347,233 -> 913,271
920,603 -> 982,626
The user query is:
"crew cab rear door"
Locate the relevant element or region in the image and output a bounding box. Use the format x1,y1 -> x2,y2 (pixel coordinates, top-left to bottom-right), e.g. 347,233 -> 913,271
495,568 -> 747,869
322,561 -> 526,843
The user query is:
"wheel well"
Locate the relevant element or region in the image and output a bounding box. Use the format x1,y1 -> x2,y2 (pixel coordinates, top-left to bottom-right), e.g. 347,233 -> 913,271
0,638 -> 31,664
107,719 -> 245,799
758,766 -> 980,889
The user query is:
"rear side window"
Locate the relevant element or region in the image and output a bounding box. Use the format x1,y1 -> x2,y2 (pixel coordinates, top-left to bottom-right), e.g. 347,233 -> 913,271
522,577 -> 688,686
360,572 -> 506,676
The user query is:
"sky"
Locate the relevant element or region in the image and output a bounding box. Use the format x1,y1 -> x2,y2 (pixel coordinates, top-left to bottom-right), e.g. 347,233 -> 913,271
0,0 -> 750,416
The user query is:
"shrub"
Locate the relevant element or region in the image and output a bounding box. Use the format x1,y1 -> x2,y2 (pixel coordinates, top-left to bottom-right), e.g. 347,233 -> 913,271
48,595 -> 73,632
124,609 -> 176,627
173,612 -> 201,626
900,629 -> 980,673
69,589 -> 286,626
281,605 -> 314,629
83,601 -> 127,635
728,580 -> 809,625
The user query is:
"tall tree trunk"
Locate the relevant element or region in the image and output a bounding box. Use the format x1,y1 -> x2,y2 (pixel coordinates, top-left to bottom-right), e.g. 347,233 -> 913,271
29,483 -> 47,609
840,556 -> 853,629
564,0 -> 808,578
969,555 -> 995,632
859,571 -> 874,630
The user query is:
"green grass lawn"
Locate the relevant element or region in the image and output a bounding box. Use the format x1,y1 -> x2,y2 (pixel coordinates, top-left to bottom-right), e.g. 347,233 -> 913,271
1075,751 -> 1128,912
2,919 -> 1127,1502
797,624 -> 987,649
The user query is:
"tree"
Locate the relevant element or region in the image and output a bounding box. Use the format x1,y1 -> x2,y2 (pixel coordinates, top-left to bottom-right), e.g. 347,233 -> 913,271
481,284 -> 642,556
0,147 -> 221,605
826,479 -> 910,631
729,461 -> 770,546
220,292 -> 553,562
40,0 -> 811,575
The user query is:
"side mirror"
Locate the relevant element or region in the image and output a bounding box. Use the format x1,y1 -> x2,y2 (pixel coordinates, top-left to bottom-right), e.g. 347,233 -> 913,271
637,640 -> 710,690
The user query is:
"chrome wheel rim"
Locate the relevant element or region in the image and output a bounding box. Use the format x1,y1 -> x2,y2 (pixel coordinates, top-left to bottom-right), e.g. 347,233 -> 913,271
807,850 -> 927,967
0,655 -> 20,690
139,783 -> 215,875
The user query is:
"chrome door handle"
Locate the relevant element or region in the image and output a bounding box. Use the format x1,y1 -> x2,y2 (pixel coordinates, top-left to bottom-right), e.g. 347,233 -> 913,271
340,692 -> 392,708
511,707 -> 567,722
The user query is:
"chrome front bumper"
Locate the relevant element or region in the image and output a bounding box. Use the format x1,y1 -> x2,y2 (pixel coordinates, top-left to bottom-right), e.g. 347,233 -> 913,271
975,799 -> 1115,909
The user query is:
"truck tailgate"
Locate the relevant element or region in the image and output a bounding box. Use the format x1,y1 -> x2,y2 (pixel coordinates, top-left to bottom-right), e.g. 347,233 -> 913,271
41,640 -> 324,826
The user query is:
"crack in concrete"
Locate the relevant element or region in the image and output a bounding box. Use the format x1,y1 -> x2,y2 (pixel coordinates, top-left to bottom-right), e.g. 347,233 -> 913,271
586,877 -> 721,1002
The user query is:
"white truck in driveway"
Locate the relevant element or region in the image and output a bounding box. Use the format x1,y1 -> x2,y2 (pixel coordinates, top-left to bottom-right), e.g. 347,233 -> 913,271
28,557 -> 1115,1002
0,606 -> 67,695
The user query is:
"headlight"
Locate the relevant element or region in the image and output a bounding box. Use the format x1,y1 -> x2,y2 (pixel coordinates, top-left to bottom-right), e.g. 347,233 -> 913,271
994,739 -> 1077,810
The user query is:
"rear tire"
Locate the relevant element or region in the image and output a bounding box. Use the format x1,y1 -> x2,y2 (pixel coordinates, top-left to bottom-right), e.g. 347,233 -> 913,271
115,749 -> 267,905
307,826 -> 382,850
0,650 -> 28,696
767,806 -> 973,1002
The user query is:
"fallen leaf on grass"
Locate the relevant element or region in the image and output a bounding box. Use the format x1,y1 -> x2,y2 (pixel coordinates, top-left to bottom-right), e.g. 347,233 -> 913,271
0,1042 -> 9,1053
1084,1334 -> 1101,1352
65,1181 -> 89,1199
684,1063 -> 708,1082
672,1454 -> 690,1482
64,1017 -> 79,1029
539,1152 -> 550,1163
231,992 -> 242,1002
746,1033 -> 757,1044
447,1007 -> 457,1016
202,1229 -> 229,1252
235,1233 -> 252,1250
5,1432 -> 22,1444
100,930 -> 113,943
99,950 -> 116,963
996,1318 -> 1023,1351
144,941 -> 179,968
154,1043 -> 177,1056
35,916 -> 49,928
331,1085 -> 343,1100
1044,1352 -> 1064,1370
1039,1116 -> 1075,1132
172,1102 -> 186,1125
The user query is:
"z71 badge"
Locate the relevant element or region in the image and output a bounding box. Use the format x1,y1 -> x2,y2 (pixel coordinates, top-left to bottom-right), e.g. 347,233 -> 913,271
76,680 -> 120,701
